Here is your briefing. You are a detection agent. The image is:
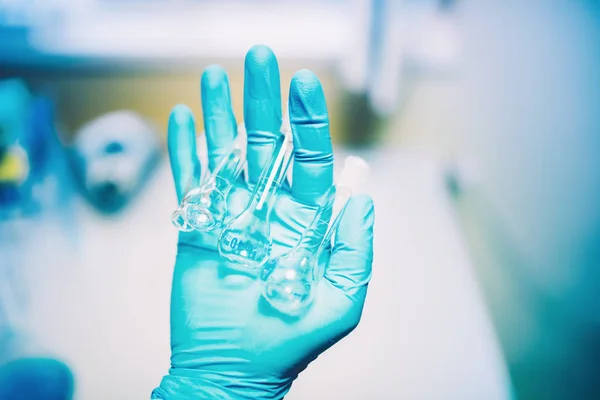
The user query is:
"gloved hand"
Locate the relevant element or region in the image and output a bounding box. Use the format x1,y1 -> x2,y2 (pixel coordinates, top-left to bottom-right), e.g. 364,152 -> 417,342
152,45 -> 375,400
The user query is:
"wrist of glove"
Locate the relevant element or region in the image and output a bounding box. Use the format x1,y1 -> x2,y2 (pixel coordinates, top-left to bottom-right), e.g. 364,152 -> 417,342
151,371 -> 291,400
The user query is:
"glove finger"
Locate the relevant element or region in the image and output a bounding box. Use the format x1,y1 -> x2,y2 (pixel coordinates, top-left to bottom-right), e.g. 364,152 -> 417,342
168,105 -> 201,202
201,65 -> 237,171
325,194 -> 375,296
243,44 -> 283,184
289,70 -> 334,205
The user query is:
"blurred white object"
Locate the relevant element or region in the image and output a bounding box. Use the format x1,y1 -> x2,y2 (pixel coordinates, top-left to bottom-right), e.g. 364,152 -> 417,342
27,1 -> 348,61
72,110 -> 161,213
337,155 -> 371,192
367,0 -> 462,116
402,0 -> 462,73
339,0 -> 373,93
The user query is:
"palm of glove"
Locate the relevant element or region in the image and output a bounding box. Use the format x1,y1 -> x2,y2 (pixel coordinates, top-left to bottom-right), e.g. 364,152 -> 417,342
154,46 -> 374,400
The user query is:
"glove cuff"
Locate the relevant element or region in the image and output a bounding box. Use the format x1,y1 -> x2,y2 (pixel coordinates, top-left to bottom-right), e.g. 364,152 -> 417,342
152,372 -> 291,400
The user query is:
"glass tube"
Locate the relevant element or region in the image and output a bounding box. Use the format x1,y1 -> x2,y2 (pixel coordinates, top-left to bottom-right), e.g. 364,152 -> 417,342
261,155 -> 370,315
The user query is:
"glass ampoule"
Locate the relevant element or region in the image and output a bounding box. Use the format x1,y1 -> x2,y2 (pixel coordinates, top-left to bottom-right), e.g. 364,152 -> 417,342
218,125 -> 293,270
261,185 -> 341,315
261,155 -> 370,316
172,124 -> 246,232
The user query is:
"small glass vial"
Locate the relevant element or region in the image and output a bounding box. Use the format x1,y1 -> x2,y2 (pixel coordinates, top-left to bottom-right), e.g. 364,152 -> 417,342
261,156 -> 370,315
172,124 -> 246,232
218,127 -> 293,270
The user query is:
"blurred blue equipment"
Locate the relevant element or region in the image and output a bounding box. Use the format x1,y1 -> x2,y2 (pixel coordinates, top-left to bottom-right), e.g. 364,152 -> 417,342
0,81 -> 75,400
262,156 -> 370,315
172,123 -> 247,232
0,358 -> 74,400
0,79 -> 32,217
0,79 -> 72,220
0,80 -> 28,155
70,111 -> 162,214
218,123 -> 293,270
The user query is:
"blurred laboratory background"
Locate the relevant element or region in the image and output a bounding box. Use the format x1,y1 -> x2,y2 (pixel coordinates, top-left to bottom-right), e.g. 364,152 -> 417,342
1,0 -> 599,399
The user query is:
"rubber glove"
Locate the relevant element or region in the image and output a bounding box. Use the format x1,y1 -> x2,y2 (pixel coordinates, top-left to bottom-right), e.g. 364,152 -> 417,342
152,45 -> 375,400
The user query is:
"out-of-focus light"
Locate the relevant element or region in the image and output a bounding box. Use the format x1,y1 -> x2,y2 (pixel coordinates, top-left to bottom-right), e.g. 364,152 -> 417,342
28,1 -> 349,61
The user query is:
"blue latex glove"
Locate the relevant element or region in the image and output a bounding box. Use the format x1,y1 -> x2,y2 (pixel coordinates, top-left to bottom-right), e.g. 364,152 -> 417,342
152,45 -> 375,399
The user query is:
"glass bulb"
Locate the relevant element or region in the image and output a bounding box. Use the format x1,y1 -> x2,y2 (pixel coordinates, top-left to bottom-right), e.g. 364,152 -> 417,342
261,185 -> 341,315
182,146 -> 244,231
171,208 -> 193,232
262,155 -> 371,315
262,249 -> 315,315
172,128 -> 246,232
181,185 -> 220,231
